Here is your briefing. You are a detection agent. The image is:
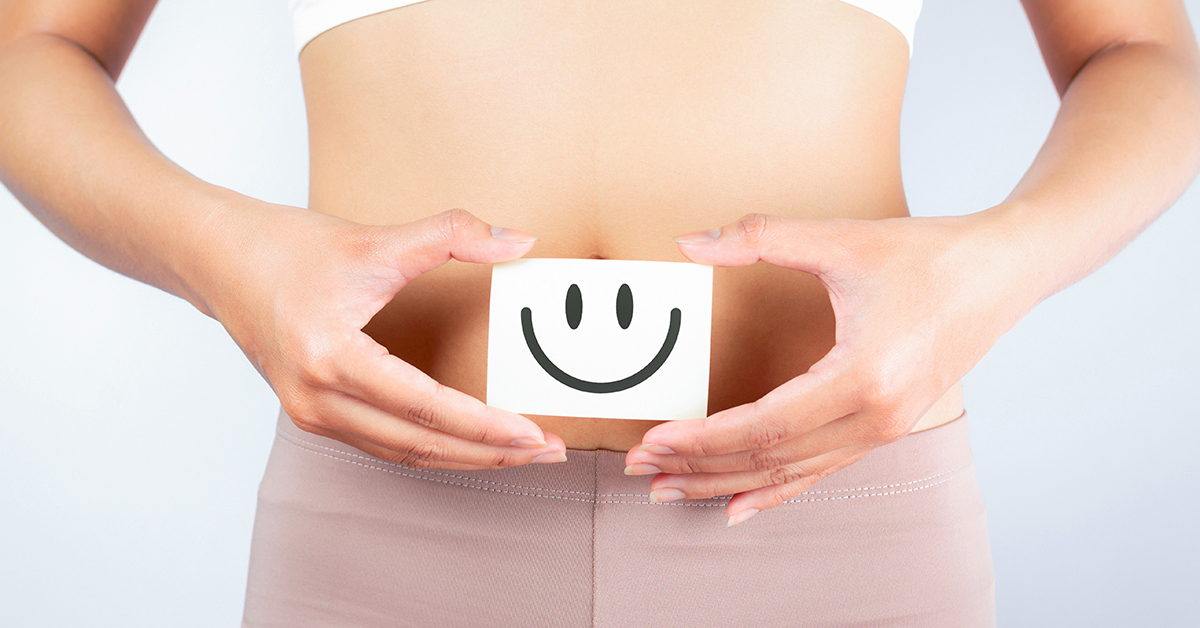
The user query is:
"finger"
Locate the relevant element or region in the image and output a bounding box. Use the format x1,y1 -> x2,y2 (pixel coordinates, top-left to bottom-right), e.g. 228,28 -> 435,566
385,209 -> 537,280
625,414 -> 861,476
673,213 -> 846,274
335,332 -> 553,448
304,391 -> 568,471
645,444 -> 866,502
723,448 -> 873,526
635,363 -> 856,458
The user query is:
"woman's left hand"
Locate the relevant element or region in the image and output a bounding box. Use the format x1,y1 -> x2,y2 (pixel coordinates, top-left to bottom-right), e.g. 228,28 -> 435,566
624,211 -> 1040,526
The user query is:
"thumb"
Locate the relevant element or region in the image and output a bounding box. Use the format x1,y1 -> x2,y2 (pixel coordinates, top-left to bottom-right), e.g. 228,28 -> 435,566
387,209 -> 537,279
673,213 -> 839,275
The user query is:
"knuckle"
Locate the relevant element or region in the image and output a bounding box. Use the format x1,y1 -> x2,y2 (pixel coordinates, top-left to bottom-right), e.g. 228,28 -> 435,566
485,448 -> 526,469
393,453 -> 435,470
405,399 -> 443,430
302,361 -> 339,390
859,379 -> 897,413
393,437 -> 447,470
404,383 -> 456,431
734,213 -> 773,245
870,409 -> 912,442
459,406 -> 504,445
462,419 -> 499,445
292,337 -> 341,390
279,387 -> 323,431
437,208 -> 476,242
747,446 -> 789,472
857,372 -> 901,411
690,441 -> 715,459
766,462 -> 811,487
745,418 -> 788,452
285,407 -> 319,434
851,369 -> 912,441
404,384 -> 450,429
689,429 -> 717,459
674,457 -> 705,475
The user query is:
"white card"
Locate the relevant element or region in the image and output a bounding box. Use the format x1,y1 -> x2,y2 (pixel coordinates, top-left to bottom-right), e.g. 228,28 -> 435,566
487,259 -> 713,421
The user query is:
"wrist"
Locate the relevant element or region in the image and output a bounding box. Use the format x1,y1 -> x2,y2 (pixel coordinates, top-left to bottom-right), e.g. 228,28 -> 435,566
164,186 -> 275,320
921,204 -> 1049,338
961,202 -> 1062,306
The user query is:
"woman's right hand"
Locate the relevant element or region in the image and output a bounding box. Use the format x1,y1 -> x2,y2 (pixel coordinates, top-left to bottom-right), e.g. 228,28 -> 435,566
185,197 -> 566,470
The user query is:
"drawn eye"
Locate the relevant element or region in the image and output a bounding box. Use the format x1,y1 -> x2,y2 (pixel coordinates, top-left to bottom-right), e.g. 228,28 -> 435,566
565,284 -> 582,329
616,284 -> 633,329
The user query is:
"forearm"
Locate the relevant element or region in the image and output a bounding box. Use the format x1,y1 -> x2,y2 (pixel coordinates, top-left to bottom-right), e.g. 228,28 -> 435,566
981,39 -> 1200,304
0,33 -> 243,314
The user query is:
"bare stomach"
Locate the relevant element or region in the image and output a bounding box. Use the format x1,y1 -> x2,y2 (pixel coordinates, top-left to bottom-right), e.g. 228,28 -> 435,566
297,0 -> 965,452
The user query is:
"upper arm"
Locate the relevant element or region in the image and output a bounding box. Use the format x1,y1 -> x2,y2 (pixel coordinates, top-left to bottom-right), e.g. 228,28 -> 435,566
1021,0 -> 1200,96
0,0 -> 160,79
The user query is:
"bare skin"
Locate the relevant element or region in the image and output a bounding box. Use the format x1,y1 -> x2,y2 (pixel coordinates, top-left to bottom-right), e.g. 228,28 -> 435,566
0,0 -> 1197,528
298,0 -> 961,453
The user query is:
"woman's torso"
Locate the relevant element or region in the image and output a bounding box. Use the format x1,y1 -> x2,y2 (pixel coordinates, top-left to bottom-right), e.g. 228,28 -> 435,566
298,0 -> 964,452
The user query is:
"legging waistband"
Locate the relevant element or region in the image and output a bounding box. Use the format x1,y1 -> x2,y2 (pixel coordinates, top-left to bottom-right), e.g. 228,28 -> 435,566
272,408 -> 973,506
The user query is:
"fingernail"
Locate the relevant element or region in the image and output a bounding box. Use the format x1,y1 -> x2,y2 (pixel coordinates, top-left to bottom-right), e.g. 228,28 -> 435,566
649,488 -> 686,503
727,508 -> 759,527
624,463 -> 662,476
532,451 -> 567,464
638,443 -> 676,455
491,226 -> 537,243
510,437 -> 548,448
673,229 -> 720,245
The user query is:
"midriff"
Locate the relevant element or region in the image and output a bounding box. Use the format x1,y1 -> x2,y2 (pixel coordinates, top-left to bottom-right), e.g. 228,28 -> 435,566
298,0 -> 964,452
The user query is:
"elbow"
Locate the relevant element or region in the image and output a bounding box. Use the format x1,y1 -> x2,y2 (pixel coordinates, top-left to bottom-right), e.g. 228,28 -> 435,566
1055,35 -> 1200,100
0,32 -> 124,83
1064,37 -> 1200,181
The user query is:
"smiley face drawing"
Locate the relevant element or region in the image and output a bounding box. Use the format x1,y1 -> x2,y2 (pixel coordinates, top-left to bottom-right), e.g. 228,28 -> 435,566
521,283 -> 682,393
487,258 -> 712,421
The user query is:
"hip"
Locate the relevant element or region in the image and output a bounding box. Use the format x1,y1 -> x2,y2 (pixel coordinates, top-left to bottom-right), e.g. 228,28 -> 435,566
245,408 -> 992,627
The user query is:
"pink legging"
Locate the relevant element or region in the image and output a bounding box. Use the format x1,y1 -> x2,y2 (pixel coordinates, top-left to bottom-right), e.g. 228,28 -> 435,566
243,410 -> 994,627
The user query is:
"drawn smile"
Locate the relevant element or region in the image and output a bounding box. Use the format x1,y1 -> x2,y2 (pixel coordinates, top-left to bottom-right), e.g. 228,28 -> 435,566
520,296 -> 682,394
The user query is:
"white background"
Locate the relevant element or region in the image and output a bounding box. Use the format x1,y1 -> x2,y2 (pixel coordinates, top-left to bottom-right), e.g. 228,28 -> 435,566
1,0 -> 1197,625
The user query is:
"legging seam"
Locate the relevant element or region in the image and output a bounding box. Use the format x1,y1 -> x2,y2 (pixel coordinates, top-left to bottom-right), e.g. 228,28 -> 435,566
590,449 -> 599,628
277,428 -> 973,505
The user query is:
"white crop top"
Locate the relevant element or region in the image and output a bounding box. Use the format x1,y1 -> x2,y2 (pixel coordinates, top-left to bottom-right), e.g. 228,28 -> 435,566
289,0 -> 922,58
